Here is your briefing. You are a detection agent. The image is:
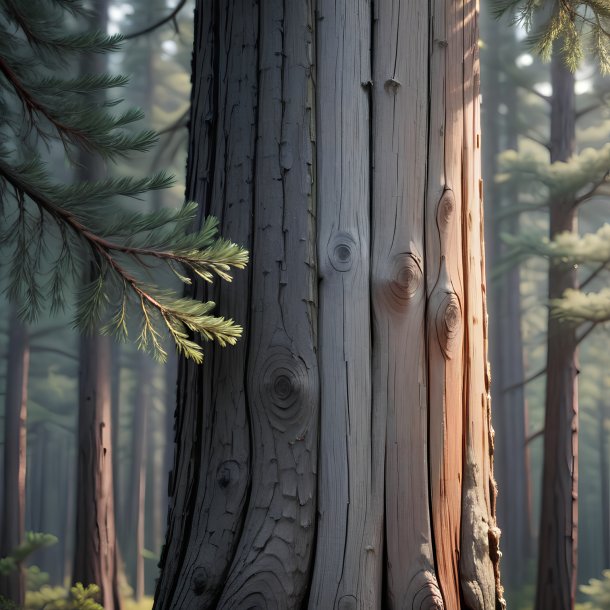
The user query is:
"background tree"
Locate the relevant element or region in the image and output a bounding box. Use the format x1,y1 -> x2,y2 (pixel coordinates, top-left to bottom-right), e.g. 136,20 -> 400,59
0,0 -> 242,607
481,6 -> 532,591
494,2 -> 610,607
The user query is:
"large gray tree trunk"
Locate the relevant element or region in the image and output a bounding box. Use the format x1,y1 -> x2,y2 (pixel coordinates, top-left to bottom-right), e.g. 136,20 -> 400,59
155,1 -> 504,608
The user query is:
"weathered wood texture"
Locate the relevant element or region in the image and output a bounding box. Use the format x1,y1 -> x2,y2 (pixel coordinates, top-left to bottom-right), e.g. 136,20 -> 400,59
74,333 -> 122,610
0,310 -> 29,606
535,46 -> 578,610
426,1 -> 465,607
373,1 -> 444,607
154,1 -> 256,607
309,1 -> 382,608
155,1 -> 502,608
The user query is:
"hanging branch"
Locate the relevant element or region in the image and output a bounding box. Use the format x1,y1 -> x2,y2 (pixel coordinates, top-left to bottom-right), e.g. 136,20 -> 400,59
123,0 -> 189,41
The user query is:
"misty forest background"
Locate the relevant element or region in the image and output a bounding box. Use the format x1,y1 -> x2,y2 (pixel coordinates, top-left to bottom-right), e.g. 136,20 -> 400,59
2,0 -> 610,609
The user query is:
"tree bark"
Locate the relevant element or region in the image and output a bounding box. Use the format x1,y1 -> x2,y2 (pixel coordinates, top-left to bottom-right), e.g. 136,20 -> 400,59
534,44 -> 578,610
598,402 -> 609,568
155,2 -> 503,608
73,333 -> 122,610
0,309 -> 29,606
71,1 -> 122,604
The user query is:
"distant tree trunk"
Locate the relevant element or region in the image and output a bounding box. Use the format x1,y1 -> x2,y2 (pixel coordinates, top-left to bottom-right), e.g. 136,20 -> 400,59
534,43 -> 578,610
599,402 -> 609,568
483,9 -> 531,591
0,309 -> 29,606
111,341 -> 122,530
155,1 -> 503,608
74,333 -> 122,610
72,1 -> 121,605
63,445 -> 75,586
127,354 -> 148,601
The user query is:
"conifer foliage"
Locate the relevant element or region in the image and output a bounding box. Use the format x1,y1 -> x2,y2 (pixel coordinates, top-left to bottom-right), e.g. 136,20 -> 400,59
495,1 -> 610,72
0,0 -> 248,363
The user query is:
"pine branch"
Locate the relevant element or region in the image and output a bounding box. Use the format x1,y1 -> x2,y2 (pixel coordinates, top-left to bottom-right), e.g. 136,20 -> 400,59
123,0 -> 189,40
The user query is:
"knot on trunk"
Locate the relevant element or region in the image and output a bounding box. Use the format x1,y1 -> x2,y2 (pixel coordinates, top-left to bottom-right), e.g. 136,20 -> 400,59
404,570 -> 444,609
328,232 -> 358,272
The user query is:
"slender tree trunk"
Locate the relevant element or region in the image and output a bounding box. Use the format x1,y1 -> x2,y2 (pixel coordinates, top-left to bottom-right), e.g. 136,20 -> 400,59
127,354 -> 148,601
72,2 -> 121,605
63,445 -> 75,587
483,9 -> 531,591
535,44 -> 578,610
155,2 -> 503,608
111,341 -> 122,533
74,333 -> 122,610
0,309 -> 29,606
599,402 -> 609,568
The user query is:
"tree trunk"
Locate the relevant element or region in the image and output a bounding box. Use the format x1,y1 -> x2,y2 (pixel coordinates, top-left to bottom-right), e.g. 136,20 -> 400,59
155,2 -> 503,608
598,402 -> 609,568
127,354 -> 148,601
482,8 -> 531,591
72,1 -> 122,605
73,333 -> 122,610
0,309 -> 29,606
534,44 -> 578,610
111,340 -> 122,532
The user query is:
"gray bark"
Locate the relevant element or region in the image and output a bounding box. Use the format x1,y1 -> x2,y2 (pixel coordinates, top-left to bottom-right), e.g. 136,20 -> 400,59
155,2 -> 503,608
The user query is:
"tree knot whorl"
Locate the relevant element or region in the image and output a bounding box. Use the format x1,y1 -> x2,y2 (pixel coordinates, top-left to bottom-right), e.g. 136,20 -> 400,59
437,189 -> 455,229
434,291 -> 462,359
378,251 -> 423,312
216,459 -> 241,490
405,570 -> 444,609
190,567 -> 208,596
328,232 -> 358,272
338,595 -> 357,610
255,346 -> 316,433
